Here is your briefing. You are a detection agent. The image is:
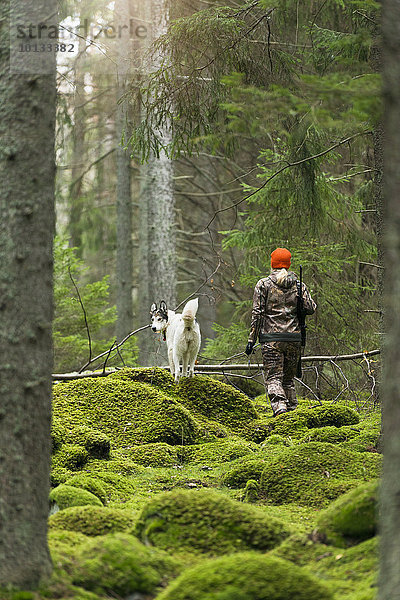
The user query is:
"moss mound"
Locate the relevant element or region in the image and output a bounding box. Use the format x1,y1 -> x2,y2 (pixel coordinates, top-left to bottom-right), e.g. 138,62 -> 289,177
222,447 -> 287,488
125,442 -> 181,467
49,505 -> 135,536
64,475 -> 107,504
259,442 -> 381,507
185,438 -> 258,464
314,480 -> 378,546
50,485 -> 103,510
176,376 -> 258,428
53,378 -> 198,446
154,552 -> 333,600
71,533 -> 178,597
53,444 -> 89,471
268,403 -> 360,440
62,426 -> 111,459
109,366 -> 176,392
135,488 -> 290,555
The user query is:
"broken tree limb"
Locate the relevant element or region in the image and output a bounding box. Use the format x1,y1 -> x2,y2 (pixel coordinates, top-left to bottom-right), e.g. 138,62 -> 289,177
53,349 -> 380,381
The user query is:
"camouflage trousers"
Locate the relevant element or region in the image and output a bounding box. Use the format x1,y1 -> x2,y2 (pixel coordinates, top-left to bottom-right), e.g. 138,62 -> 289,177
261,341 -> 301,415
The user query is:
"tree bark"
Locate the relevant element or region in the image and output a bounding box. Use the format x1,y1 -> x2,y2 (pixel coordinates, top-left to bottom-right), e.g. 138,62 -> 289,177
138,0 -> 176,365
68,34 -> 86,254
115,0 -> 134,342
379,1 -> 400,597
0,0 -> 56,588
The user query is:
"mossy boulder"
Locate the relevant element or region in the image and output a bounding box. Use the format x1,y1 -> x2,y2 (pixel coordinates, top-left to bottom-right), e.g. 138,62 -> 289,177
259,442 -> 382,507
64,475 -> 107,504
268,403 -> 360,440
71,470 -> 137,504
175,376 -> 258,429
71,533 -> 178,597
124,442 -> 181,467
53,378 -> 198,446
53,444 -> 89,471
154,553 -> 333,600
185,438 -> 258,464
63,426 -> 111,459
49,505 -> 135,536
50,485 -> 103,511
314,480 -> 378,546
299,426 -> 352,445
135,488 -> 290,555
222,447 -> 287,489
51,419 -> 65,452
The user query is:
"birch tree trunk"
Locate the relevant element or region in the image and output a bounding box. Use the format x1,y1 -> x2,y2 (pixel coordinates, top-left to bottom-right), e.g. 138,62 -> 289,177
115,0 -> 134,341
379,1 -> 400,597
0,0 -> 56,587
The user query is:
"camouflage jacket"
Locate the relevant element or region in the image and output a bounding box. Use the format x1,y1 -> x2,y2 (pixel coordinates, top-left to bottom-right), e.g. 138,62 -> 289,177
248,270 -> 316,344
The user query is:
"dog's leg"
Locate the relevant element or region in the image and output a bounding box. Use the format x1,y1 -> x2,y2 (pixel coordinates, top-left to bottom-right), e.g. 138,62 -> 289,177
182,354 -> 189,379
168,348 -> 175,376
188,358 -> 195,378
173,351 -> 181,382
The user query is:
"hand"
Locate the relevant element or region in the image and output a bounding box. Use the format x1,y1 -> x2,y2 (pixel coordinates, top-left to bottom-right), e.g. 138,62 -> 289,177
245,342 -> 254,356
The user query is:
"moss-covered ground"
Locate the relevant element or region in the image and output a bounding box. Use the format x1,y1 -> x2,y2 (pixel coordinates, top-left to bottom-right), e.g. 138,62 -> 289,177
2,368 -> 380,600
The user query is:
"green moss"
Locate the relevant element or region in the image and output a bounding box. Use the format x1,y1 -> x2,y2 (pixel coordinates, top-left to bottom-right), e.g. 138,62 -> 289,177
73,470 -> 137,504
240,419 -> 272,443
185,438 -> 259,464
314,480 -> 378,546
135,488 -> 290,555
343,431 -> 380,453
50,466 -> 73,487
304,404 -> 360,428
109,366 -> 176,392
62,426 -> 111,459
222,457 -> 271,488
50,484 -> 103,510
49,505 -> 135,536
300,426 -> 352,444
71,533 -> 179,597
53,378 -> 198,446
175,376 -> 258,429
154,552 -> 333,600
124,442 -> 181,467
307,537 -> 378,599
262,434 -> 289,446
222,447 -> 287,488
259,442 -> 382,507
64,475 -> 107,504
268,403 -> 360,441
53,444 -> 89,471
51,418 -> 65,452
242,480 -> 260,503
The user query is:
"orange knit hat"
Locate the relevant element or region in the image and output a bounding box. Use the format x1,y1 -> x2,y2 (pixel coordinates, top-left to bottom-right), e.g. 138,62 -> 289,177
271,247 -> 291,269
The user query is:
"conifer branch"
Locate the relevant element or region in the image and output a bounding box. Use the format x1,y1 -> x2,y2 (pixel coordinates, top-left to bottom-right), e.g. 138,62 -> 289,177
204,130 -> 372,230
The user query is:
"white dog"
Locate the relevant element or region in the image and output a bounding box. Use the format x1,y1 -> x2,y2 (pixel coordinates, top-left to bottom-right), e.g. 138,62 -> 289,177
150,298 -> 201,382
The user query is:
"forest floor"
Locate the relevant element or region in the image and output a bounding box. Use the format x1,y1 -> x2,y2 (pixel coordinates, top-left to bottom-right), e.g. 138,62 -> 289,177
2,367 -> 380,600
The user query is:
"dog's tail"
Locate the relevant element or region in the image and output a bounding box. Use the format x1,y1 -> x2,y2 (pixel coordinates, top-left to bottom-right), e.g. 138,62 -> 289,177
182,298 -> 199,322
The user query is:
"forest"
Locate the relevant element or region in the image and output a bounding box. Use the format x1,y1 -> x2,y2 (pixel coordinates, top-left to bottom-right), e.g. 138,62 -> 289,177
0,0 -> 400,598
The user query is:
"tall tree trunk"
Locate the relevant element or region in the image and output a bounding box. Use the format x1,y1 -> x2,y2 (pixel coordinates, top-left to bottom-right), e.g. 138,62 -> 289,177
379,1 -> 400,597
0,0 -> 56,587
115,0 -> 133,342
138,0 -> 176,365
68,34 -> 86,254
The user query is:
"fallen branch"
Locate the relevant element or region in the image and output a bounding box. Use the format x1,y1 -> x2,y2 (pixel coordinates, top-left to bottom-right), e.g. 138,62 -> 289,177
54,349 -> 380,381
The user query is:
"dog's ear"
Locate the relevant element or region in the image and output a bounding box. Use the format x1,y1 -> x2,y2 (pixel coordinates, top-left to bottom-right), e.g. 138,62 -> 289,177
150,303 -> 157,314
159,300 -> 168,321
